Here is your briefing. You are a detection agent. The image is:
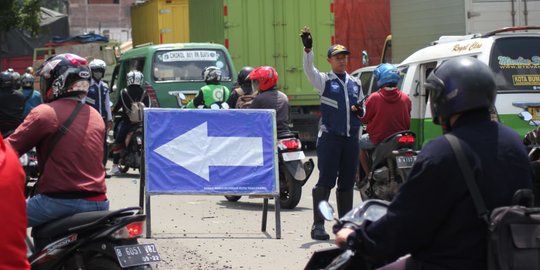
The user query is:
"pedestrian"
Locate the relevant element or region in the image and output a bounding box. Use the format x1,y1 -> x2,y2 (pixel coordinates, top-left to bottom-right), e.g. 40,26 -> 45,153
301,26 -> 364,240
85,59 -> 113,171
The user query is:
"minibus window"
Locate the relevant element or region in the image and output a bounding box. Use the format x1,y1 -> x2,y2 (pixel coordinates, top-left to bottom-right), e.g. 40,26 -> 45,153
490,37 -> 540,91
152,49 -> 232,82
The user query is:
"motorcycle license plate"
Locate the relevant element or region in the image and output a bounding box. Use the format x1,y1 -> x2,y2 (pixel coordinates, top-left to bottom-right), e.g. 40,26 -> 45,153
114,243 -> 160,267
396,155 -> 417,168
282,151 -> 305,162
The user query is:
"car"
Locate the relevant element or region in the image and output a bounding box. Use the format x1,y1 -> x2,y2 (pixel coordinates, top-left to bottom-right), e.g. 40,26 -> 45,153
351,65 -> 377,96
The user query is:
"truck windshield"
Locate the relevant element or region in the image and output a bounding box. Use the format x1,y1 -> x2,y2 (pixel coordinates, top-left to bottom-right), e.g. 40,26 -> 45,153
490,37 -> 540,92
152,49 -> 232,82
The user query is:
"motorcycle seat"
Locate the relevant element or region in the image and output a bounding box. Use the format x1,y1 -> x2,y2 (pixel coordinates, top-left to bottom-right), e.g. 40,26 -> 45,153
277,130 -> 298,139
32,210 -> 116,239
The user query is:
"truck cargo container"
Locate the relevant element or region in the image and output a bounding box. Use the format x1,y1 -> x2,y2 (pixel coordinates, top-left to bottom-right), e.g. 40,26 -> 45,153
131,0 -> 190,46
390,0 -> 540,63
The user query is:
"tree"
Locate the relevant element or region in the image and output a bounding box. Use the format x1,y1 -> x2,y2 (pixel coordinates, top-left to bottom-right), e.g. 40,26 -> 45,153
0,0 -> 41,35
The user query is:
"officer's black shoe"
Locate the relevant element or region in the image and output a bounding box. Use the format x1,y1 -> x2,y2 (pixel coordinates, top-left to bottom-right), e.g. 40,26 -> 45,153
311,224 -> 330,240
312,186 -> 331,240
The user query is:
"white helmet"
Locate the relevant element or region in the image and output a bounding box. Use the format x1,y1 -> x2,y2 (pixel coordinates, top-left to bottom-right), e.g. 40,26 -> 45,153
202,66 -> 222,83
127,70 -> 144,86
89,59 -> 106,81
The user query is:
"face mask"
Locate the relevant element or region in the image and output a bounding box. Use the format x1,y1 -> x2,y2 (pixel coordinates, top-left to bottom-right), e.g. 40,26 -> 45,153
93,71 -> 103,81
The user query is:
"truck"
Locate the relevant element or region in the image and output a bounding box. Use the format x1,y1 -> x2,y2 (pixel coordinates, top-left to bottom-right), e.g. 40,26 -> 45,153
129,0 -> 391,145
389,0 -> 540,63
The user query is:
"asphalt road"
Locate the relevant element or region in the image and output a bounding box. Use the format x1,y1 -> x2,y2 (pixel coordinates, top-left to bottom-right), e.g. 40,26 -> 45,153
106,150 -> 363,270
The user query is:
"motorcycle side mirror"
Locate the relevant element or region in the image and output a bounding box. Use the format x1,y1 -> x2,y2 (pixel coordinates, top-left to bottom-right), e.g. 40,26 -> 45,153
362,50 -> 369,65
318,201 -> 336,221
519,111 -> 533,122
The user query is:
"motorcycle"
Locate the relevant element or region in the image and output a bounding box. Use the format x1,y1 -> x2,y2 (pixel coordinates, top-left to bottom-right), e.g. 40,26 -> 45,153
19,147 -> 39,179
357,130 -> 418,201
28,207 -> 159,269
118,122 -> 144,173
225,131 -> 315,209
305,199 -> 389,270
518,111 -> 540,206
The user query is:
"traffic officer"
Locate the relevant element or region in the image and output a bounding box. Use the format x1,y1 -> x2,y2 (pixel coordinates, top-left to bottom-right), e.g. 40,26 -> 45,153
85,59 -> 113,168
301,26 -> 364,240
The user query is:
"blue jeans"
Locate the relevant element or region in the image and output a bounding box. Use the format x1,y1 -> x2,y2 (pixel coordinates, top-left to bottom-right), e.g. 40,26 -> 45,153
27,194 -> 109,227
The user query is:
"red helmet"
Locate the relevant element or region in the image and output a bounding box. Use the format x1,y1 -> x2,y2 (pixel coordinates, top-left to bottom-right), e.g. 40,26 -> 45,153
247,66 -> 278,91
37,53 -> 91,103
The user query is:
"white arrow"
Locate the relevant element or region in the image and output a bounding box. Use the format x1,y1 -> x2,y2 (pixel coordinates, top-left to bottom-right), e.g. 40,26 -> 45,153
154,122 -> 264,181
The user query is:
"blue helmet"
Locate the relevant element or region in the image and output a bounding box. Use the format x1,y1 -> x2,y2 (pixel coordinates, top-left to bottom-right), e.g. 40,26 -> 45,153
374,63 -> 400,88
425,56 -> 495,125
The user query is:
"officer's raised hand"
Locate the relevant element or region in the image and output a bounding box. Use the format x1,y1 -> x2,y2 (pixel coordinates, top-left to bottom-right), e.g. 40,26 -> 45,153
300,26 -> 312,52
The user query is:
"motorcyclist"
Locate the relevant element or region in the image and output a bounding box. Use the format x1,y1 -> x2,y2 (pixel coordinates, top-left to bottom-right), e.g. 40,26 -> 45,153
7,53 -> 109,228
247,66 -> 290,134
110,70 -> 150,175
85,59 -> 113,168
20,73 -> 42,119
358,63 -> 411,181
187,66 -> 231,109
0,71 -> 25,137
0,135 -> 29,269
226,66 -> 255,109
335,57 -> 533,270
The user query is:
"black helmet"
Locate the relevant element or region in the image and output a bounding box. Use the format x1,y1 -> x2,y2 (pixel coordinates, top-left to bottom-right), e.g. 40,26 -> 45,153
37,53 -> 91,103
237,66 -> 254,86
21,73 -> 35,89
425,56 -> 496,125
0,71 -> 13,91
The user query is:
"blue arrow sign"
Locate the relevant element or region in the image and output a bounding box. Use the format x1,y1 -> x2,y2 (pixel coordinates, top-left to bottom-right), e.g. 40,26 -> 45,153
144,108 -> 278,195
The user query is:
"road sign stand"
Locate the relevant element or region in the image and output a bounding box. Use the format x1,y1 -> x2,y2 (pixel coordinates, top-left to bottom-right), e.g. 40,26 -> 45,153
142,109 -> 281,239
260,195 -> 281,239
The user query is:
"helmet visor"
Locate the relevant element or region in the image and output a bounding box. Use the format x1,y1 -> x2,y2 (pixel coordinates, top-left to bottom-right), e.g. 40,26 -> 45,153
251,80 -> 260,93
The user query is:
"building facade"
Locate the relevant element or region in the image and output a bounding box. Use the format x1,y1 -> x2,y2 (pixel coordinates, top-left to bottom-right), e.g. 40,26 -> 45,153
68,0 -> 136,42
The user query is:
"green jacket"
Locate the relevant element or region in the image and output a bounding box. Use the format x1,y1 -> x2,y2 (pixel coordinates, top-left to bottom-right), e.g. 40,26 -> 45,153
187,84 -> 231,108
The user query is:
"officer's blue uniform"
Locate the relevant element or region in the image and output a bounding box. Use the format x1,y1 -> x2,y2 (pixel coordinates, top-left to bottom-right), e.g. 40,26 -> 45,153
359,110 -> 533,270
84,79 -> 112,166
85,80 -> 111,121
303,50 -> 363,190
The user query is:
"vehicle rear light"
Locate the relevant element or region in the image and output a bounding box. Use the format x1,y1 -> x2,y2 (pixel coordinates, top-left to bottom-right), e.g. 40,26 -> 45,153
280,139 -> 301,150
110,221 -> 145,239
398,135 -> 415,144
145,84 -> 160,107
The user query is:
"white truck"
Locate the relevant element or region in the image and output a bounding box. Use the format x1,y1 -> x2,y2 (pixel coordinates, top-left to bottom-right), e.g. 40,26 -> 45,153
390,0 -> 540,63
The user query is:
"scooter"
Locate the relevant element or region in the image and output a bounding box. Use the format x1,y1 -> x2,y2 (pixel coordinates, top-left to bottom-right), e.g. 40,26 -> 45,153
28,207 -> 159,269
225,132 -> 315,209
305,199 -> 389,270
518,111 -> 540,206
357,130 -> 418,201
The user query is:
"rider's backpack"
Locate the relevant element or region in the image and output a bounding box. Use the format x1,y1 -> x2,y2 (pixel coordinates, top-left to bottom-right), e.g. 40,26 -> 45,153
122,89 -> 146,123
446,134 -> 540,270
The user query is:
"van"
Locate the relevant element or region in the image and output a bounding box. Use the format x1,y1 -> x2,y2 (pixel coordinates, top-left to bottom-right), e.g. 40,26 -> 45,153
112,43 -> 236,108
397,27 -> 540,147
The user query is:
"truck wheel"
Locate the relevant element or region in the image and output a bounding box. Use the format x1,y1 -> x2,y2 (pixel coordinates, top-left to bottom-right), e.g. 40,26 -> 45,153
224,196 -> 242,202
279,167 -> 302,209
